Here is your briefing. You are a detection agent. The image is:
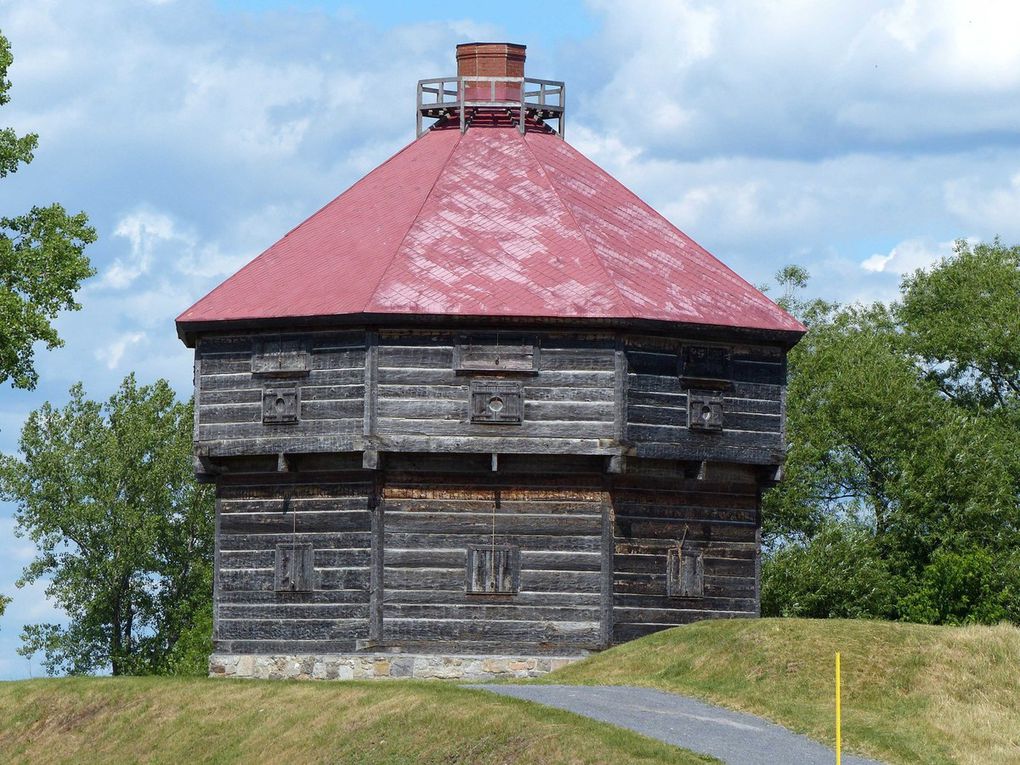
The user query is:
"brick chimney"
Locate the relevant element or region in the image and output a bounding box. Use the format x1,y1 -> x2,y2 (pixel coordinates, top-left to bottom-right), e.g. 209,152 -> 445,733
456,43 -> 526,78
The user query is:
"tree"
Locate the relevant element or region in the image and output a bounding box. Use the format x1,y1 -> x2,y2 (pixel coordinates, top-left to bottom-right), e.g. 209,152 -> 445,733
762,241 -> 1020,624
1,31 -> 96,390
0,375 -> 214,675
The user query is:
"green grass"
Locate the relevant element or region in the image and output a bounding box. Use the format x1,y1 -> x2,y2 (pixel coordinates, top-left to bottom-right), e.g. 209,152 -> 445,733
541,617 -> 1020,765
0,676 -> 715,765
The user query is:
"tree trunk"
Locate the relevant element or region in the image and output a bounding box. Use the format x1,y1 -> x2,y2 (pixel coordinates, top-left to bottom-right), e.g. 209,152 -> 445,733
111,598 -> 123,676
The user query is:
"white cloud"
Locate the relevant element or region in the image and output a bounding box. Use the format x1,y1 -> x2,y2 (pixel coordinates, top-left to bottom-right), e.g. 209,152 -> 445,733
0,518 -> 35,564
95,332 -> 146,369
860,238 -> 955,274
871,0 -> 1020,90
944,171 -> 1020,239
103,210 -> 179,288
568,124 -> 643,169
577,1 -> 1020,158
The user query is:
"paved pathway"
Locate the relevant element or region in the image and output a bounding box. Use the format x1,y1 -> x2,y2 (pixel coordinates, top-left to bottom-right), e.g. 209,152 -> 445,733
474,684 -> 883,765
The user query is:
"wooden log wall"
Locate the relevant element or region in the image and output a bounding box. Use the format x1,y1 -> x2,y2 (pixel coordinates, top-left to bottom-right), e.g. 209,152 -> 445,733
611,461 -> 760,643
625,337 -> 786,465
378,455 -> 609,654
196,332 -> 366,459
374,331 -> 618,456
196,325 -> 790,656
194,329 -> 788,466
213,460 -> 373,654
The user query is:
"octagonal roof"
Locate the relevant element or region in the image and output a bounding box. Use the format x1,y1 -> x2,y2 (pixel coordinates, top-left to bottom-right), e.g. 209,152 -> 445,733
176,117 -> 804,342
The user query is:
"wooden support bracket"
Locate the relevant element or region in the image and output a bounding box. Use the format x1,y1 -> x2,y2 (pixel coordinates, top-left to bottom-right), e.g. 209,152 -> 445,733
758,463 -> 784,486
363,450 -> 381,470
196,454 -> 225,475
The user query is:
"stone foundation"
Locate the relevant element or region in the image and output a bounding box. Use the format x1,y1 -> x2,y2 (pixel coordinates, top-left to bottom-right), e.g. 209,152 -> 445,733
209,652 -> 584,681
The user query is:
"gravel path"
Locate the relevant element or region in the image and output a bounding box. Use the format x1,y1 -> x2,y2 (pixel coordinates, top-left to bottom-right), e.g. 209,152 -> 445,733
474,684 -> 884,765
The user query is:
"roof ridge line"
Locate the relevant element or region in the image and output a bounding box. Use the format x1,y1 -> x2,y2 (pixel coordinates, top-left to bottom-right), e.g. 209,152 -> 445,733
178,132 -> 439,322
364,129 -> 465,311
521,133 -> 634,319
553,142 -> 803,329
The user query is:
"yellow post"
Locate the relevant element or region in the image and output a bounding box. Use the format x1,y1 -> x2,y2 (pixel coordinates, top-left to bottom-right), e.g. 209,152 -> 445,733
835,651 -> 842,765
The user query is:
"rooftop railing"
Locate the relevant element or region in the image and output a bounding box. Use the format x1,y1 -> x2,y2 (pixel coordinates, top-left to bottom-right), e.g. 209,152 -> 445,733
416,76 -> 565,138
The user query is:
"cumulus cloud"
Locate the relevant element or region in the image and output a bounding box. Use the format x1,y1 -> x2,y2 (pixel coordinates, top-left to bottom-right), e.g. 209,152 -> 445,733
944,172 -> 1020,239
576,0 -> 1020,159
870,0 -> 1020,90
860,237 -> 955,274
95,331 -> 146,369
1,577 -> 66,625
102,210 -> 178,288
0,518 -> 35,565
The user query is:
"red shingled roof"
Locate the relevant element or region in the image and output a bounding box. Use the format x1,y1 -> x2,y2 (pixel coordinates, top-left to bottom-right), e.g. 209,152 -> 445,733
177,122 -> 804,336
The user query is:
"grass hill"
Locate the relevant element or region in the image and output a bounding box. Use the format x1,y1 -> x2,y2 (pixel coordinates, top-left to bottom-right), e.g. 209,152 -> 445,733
2,618 -> 1017,764
0,676 -> 711,765
543,617 -> 1020,765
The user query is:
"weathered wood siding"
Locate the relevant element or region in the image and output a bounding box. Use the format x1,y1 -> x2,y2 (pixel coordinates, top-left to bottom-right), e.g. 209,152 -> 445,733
378,456 -> 608,653
196,332 -> 366,458
214,466 -> 373,654
625,338 -> 786,465
196,330 -> 788,466
197,326 -> 791,656
374,332 -> 618,456
611,462 -> 760,643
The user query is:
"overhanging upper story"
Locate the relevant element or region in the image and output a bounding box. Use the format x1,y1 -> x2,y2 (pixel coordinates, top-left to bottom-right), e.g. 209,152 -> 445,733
179,42 -> 803,480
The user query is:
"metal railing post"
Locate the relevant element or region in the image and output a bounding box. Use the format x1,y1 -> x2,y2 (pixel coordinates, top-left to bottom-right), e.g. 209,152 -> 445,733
459,77 -> 466,134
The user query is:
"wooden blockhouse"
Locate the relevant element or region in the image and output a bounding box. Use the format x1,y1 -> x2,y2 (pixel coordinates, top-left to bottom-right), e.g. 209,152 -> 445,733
177,43 -> 805,679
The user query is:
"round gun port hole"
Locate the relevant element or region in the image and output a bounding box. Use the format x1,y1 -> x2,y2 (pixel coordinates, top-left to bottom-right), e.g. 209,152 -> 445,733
488,396 -> 505,413
275,397 -> 287,411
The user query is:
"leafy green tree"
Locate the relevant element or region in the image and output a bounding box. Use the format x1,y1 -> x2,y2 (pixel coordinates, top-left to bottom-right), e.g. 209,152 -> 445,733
898,239 -> 1020,411
0,375 -> 214,675
762,241 -> 1020,624
1,31 -> 96,390
762,519 -> 902,619
898,547 -> 1020,625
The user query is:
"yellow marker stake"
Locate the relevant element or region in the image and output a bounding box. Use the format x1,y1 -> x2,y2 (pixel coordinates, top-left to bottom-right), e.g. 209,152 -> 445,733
835,651 -> 842,765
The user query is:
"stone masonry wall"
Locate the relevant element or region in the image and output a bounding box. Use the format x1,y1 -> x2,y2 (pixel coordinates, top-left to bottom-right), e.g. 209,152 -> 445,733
210,653 -> 584,681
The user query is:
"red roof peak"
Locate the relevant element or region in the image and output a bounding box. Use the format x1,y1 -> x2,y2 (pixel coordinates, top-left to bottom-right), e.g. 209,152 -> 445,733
176,43 -> 805,344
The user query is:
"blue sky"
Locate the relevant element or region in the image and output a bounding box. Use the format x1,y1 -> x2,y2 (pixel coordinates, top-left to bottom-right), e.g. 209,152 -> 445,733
2,0 -> 1020,678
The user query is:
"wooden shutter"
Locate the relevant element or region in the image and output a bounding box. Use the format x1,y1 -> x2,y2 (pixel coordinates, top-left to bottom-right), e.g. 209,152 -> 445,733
262,385 -> 300,424
454,336 -> 538,373
252,337 -> 311,377
687,390 -> 724,431
469,380 -> 524,424
667,546 -> 704,598
466,546 -> 520,594
275,543 -> 314,592
681,345 -> 731,386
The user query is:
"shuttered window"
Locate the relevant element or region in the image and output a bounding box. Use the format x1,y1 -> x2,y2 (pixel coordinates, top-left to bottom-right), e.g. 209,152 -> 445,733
681,345 -> 730,382
275,543 -> 314,592
469,380 -> 524,424
454,337 -> 538,373
667,546 -> 704,598
252,337 -> 311,377
262,385 -> 300,424
466,545 -> 520,594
